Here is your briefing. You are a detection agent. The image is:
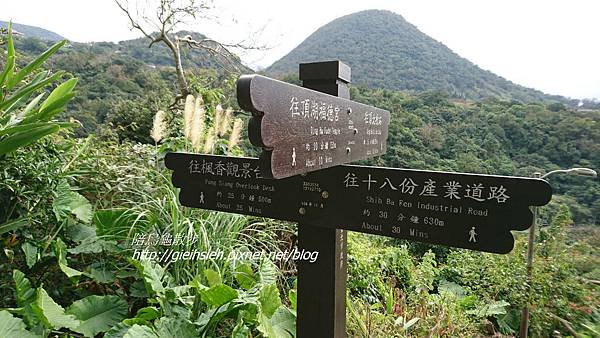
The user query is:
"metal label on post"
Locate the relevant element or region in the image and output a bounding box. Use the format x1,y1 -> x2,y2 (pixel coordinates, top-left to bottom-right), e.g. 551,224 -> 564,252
237,74 -> 390,179
165,153 -> 553,254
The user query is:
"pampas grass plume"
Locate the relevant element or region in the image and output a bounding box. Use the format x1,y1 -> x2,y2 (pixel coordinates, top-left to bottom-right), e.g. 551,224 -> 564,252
228,118 -> 243,151
190,99 -> 206,151
183,94 -> 195,140
203,127 -> 216,154
150,110 -> 167,144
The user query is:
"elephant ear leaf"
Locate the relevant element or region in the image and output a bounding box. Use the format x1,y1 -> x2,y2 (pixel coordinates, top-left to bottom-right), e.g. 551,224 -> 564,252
66,295 -> 129,338
0,310 -> 39,338
30,287 -> 80,331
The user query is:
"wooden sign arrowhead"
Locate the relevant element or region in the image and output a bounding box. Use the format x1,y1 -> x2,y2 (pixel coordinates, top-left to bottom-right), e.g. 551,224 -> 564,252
237,74 -> 390,179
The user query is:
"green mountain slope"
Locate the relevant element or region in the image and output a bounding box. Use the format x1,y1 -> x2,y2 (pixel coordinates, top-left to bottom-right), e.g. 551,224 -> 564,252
0,20 -> 65,41
266,10 -> 566,103
2,32 -> 249,136
115,31 -> 252,72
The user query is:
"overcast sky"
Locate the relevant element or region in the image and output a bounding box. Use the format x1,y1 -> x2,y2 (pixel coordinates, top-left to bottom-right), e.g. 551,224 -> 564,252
3,0 -> 599,99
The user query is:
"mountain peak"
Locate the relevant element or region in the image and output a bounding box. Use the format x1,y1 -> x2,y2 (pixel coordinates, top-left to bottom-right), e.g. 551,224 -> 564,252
266,10 -> 556,102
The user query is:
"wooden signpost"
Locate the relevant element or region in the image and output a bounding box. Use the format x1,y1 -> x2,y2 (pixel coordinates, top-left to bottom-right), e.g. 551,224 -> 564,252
166,153 -> 552,254
237,71 -> 390,179
164,61 -> 553,337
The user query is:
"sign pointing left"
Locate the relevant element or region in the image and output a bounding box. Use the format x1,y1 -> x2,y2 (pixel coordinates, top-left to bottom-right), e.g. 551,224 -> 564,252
237,75 -> 390,179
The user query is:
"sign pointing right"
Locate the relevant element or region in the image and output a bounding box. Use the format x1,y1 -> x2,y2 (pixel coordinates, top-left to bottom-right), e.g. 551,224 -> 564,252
166,153 -> 553,254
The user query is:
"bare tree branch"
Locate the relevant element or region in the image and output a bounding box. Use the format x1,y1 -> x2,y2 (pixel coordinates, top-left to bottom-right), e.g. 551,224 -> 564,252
113,0 -> 267,103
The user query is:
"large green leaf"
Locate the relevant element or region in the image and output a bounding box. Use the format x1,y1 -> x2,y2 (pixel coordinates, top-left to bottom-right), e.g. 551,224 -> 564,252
52,180 -> 92,224
204,269 -> 221,287
0,310 -> 39,338
122,324 -> 159,338
269,307 -> 296,338
0,124 -> 60,156
12,270 -> 38,326
466,300 -> 510,317
21,242 -> 38,268
0,71 -> 63,112
0,122 -> 77,137
234,263 -> 256,290
7,40 -> 67,90
257,312 -> 277,338
53,238 -> 82,280
13,270 -> 35,308
66,295 -> 128,337
89,266 -> 116,284
259,283 -> 282,318
33,92 -> 75,122
133,307 -> 160,322
0,216 -> 29,236
438,280 -> 466,299
16,93 -> 45,119
154,317 -> 198,338
31,287 -> 80,330
258,259 -> 279,285
131,259 -> 166,295
37,78 -> 77,118
199,284 -> 238,308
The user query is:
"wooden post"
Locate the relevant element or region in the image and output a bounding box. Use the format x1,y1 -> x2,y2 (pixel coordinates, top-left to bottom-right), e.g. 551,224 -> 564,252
296,61 -> 350,338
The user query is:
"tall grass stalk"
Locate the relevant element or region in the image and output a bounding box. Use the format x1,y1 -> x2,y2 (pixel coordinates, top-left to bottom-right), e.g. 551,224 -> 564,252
228,118 -> 243,151
189,99 -> 205,151
109,170 -> 295,285
203,127 -> 216,154
183,94 -> 195,139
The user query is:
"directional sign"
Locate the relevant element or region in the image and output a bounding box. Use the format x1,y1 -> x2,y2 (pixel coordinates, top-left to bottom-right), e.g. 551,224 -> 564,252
166,153 -> 553,254
237,74 -> 390,179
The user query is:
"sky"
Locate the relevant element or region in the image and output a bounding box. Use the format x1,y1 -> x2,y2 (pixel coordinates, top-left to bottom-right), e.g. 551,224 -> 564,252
2,0 -> 599,99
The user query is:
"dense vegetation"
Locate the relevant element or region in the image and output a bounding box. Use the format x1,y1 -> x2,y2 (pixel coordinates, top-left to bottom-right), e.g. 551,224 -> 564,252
4,33 -> 246,136
267,10 -> 578,105
1,19 -> 599,338
349,87 -> 600,226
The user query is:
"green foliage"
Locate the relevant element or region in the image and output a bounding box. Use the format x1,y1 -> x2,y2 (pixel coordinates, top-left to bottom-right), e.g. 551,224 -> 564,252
349,86 -> 600,226
0,24 -> 77,157
65,295 -> 128,337
5,29 -> 249,137
0,310 -> 38,338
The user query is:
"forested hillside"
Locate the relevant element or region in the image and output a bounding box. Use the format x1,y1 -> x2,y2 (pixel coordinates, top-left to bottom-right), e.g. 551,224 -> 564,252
349,87 -> 599,226
3,34 -> 248,136
267,10 -> 572,104
0,20 -> 64,41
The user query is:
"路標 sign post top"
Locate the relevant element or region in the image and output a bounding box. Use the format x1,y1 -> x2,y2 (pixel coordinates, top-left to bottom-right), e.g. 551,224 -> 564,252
237,67 -> 390,179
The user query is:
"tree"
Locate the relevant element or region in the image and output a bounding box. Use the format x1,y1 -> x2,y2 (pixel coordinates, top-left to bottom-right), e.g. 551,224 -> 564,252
114,0 -> 260,101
